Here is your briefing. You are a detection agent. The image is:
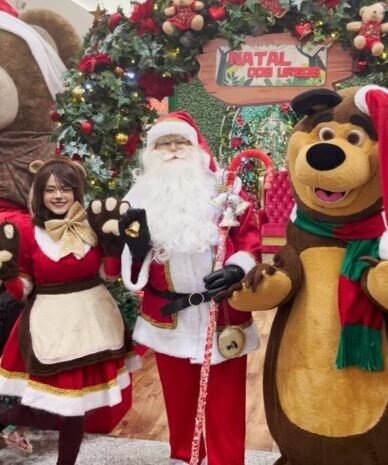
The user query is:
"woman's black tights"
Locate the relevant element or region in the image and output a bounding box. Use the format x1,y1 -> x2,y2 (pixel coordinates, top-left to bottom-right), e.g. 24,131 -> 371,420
0,404 -> 84,465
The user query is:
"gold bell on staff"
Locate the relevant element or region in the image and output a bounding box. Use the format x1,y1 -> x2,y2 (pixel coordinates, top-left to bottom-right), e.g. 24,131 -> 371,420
125,221 -> 140,238
217,326 -> 245,359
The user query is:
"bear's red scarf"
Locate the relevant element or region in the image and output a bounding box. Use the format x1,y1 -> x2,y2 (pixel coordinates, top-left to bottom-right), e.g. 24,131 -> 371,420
293,207 -> 385,371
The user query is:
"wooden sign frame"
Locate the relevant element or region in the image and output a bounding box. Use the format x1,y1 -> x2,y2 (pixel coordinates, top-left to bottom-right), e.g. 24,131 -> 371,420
197,33 -> 353,106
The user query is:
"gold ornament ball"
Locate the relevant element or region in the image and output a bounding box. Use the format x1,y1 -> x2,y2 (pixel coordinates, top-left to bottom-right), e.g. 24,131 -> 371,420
115,133 -> 129,145
72,85 -> 85,99
114,66 -> 125,77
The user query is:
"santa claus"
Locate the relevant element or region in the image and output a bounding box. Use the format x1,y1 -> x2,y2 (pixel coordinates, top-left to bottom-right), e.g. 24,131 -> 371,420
120,111 -> 261,465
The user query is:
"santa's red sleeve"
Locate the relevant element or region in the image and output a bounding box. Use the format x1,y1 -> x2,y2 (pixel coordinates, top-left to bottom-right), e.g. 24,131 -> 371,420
224,189 -> 262,274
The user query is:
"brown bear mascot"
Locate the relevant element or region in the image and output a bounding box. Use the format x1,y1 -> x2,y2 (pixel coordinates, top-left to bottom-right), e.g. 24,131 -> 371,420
228,85 -> 388,465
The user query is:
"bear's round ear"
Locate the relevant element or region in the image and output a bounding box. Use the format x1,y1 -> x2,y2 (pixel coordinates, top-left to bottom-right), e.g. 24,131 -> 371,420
29,160 -> 45,174
291,89 -> 342,117
72,161 -> 88,179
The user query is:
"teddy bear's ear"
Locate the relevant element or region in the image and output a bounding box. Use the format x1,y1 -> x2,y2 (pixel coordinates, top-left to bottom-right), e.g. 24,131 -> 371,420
20,9 -> 82,68
29,160 -> 45,174
291,89 -> 342,117
72,161 -> 88,179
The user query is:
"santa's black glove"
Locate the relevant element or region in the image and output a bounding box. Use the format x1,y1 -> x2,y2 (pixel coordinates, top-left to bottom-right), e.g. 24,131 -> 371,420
119,208 -> 152,262
203,265 -> 245,302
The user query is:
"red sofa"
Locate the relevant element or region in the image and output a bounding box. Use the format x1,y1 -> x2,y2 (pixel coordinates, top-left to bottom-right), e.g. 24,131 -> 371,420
259,170 -> 295,254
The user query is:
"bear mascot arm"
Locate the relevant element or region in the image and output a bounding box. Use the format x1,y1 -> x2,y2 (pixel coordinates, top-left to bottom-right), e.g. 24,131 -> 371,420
227,244 -> 303,312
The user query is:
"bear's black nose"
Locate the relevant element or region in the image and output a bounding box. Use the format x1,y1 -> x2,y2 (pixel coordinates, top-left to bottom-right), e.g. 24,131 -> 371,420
306,143 -> 345,171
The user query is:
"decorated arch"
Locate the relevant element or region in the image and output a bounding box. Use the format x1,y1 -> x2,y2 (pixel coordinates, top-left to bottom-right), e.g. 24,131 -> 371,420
53,0 -> 388,199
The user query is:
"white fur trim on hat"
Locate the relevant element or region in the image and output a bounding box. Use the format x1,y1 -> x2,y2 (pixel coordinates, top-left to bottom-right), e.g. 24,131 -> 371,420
146,121 -> 198,148
0,12 -> 66,99
354,85 -> 388,115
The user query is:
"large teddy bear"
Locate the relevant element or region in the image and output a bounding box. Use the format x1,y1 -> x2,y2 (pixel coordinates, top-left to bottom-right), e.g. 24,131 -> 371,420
0,6 -> 81,211
228,85 -> 388,465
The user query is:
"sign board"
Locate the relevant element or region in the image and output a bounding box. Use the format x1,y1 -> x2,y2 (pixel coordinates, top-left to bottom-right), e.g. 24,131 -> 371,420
197,33 -> 353,106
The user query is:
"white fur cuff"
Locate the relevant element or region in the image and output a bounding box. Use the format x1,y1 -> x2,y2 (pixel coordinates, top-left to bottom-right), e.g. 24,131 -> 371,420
147,121 -> 198,147
354,85 -> 388,115
121,245 -> 152,291
225,251 -> 256,274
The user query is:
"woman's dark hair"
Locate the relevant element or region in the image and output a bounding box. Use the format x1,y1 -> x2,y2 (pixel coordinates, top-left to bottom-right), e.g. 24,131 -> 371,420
31,159 -> 85,227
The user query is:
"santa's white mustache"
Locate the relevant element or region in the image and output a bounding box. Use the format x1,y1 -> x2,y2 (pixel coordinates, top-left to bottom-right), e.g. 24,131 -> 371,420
156,149 -> 189,161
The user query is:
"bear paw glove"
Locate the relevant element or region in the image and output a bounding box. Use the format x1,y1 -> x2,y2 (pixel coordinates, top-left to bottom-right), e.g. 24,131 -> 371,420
87,198 -> 130,256
228,263 -> 292,312
0,223 -> 20,280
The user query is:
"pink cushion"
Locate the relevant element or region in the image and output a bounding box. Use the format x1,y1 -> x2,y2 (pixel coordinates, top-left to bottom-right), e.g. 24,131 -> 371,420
264,171 -> 294,224
259,170 -> 295,253
261,222 -> 287,237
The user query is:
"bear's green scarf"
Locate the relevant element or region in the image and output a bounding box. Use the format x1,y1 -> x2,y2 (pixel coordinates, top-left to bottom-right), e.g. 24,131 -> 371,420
292,207 -> 385,371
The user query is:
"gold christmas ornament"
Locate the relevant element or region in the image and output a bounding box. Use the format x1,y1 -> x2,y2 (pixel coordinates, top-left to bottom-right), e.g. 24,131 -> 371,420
115,133 -> 129,145
217,326 -> 246,359
114,66 -> 125,77
125,221 -> 140,238
72,85 -> 85,99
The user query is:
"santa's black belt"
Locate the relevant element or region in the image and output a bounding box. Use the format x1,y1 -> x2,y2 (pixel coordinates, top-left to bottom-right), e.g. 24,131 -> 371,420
149,287 -> 211,317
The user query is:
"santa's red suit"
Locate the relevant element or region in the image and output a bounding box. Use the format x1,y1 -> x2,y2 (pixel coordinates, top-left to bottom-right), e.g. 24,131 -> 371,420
121,112 -> 261,465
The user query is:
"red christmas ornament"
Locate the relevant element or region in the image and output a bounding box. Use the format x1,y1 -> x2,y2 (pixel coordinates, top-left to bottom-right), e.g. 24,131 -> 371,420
50,110 -> 61,122
357,58 -> 368,72
294,21 -> 314,40
72,154 -> 82,162
79,121 -> 93,135
208,5 -> 227,21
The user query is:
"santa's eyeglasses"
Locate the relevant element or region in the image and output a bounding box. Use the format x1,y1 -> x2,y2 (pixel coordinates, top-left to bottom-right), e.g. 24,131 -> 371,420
155,136 -> 192,150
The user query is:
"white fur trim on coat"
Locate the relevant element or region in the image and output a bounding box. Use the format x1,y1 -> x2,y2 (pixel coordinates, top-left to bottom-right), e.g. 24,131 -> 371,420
121,245 -> 152,291
133,315 -> 260,365
0,367 -> 131,417
34,226 -> 91,262
354,85 -> 388,115
147,121 -> 198,147
225,251 -> 256,274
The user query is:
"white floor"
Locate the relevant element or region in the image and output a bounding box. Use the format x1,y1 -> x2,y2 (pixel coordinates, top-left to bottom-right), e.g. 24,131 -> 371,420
0,430 -> 280,465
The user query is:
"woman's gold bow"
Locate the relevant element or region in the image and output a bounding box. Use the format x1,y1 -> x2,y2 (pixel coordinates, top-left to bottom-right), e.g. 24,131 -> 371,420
45,202 -> 97,258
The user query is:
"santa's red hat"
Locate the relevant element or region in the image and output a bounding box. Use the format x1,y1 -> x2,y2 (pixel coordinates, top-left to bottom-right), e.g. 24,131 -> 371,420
0,0 -> 18,16
146,111 -> 217,172
354,84 -> 388,258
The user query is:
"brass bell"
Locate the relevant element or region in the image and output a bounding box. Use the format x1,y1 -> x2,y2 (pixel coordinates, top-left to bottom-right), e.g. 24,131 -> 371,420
217,326 -> 245,359
125,221 -> 140,238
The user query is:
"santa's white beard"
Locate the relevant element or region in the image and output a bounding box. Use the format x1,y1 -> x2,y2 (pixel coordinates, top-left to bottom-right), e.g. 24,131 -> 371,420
128,145 -> 219,261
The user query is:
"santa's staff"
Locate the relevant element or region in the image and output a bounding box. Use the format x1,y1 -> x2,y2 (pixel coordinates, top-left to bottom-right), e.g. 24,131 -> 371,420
190,148 -> 273,465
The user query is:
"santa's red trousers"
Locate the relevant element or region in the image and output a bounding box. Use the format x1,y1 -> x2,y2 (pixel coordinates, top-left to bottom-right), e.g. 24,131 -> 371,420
155,352 -> 247,465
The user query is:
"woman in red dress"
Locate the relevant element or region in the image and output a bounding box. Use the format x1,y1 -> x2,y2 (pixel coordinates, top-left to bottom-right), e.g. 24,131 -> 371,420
0,157 -> 136,465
